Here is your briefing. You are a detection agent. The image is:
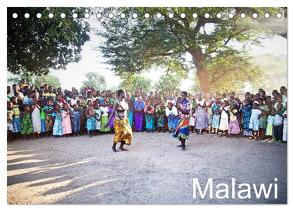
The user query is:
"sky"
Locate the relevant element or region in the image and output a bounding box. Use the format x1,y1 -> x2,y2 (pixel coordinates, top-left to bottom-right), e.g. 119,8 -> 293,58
50,16 -> 287,91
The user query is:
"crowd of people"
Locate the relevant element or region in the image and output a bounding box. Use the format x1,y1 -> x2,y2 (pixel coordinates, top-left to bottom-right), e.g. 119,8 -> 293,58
7,80 -> 288,145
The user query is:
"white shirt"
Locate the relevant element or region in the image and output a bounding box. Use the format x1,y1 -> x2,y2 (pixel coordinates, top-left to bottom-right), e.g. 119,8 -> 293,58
165,106 -> 178,116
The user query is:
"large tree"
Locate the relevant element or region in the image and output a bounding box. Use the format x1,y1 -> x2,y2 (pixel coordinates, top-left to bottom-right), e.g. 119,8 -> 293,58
154,74 -> 181,95
7,7 -> 90,75
97,7 -> 285,93
8,73 -> 61,88
81,72 -> 107,90
120,73 -> 152,94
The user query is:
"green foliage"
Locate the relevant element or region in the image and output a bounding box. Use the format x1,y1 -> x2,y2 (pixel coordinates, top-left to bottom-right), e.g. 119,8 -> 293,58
7,7 -> 91,75
206,52 -> 262,92
120,73 -> 152,94
97,7 -> 285,92
8,73 -> 61,88
154,74 -> 180,95
81,72 -> 107,91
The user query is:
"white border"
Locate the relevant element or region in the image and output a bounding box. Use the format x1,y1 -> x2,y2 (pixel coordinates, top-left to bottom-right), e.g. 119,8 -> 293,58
0,0 -> 292,211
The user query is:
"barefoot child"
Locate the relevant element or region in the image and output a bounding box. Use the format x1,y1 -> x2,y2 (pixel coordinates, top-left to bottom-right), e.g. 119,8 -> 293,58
189,108 -> 196,133
228,104 -> 240,137
72,104 -> 81,136
11,97 -> 21,138
20,105 -> 33,139
249,102 -> 262,140
31,101 -> 42,137
62,103 -> 72,137
241,99 -> 252,137
86,100 -> 96,137
7,101 -> 14,141
265,109 -> 275,142
218,100 -> 230,136
52,104 -> 63,137
166,102 -> 178,133
211,97 -> 221,134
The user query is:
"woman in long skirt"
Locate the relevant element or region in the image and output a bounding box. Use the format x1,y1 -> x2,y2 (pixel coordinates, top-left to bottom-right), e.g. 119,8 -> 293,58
31,102 -> 41,135
62,103 -> 72,136
134,97 -> 145,131
144,104 -> 155,132
155,102 -> 166,132
195,95 -> 208,134
53,104 -> 63,136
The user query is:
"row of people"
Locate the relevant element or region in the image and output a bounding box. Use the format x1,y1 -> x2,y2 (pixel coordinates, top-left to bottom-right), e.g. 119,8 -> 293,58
7,83 -> 287,143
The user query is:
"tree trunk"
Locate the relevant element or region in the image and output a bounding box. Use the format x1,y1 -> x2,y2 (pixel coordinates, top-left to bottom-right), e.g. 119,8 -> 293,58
188,48 -> 211,94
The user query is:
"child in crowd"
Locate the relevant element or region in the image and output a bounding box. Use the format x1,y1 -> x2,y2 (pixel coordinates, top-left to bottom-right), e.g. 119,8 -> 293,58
211,97 -> 221,134
62,103 -> 72,137
43,99 -> 55,135
241,99 -> 252,137
166,102 -> 178,133
20,105 -> 33,138
94,103 -> 101,133
206,100 -> 213,133
11,96 -> 22,139
155,102 -> 166,132
53,104 -> 63,137
40,100 -> 47,134
273,95 -> 285,141
249,102 -> 262,140
283,110 -> 287,142
144,103 -> 155,132
7,101 -> 14,141
189,108 -> 196,133
72,104 -> 81,136
100,104 -> 110,133
218,100 -> 230,136
86,100 -> 96,137
31,101 -> 41,137
265,109 -> 275,142
228,104 -> 240,136
258,98 -> 269,140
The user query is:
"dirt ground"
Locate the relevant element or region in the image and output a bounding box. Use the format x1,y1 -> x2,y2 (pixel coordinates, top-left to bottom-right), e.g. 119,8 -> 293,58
7,132 -> 287,204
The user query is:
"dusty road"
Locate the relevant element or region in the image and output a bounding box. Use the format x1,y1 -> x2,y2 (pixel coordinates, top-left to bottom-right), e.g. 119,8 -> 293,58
7,132 -> 287,204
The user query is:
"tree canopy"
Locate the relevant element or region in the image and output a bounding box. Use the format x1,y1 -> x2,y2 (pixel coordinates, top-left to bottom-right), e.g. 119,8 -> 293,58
97,7 -> 286,93
7,7 -> 90,76
120,73 -> 152,94
81,72 -> 107,90
154,74 -> 181,95
8,73 -> 61,88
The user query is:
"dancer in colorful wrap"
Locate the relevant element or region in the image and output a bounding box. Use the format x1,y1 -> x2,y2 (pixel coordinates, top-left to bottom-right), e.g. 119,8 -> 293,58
106,89 -> 133,152
173,91 -> 190,151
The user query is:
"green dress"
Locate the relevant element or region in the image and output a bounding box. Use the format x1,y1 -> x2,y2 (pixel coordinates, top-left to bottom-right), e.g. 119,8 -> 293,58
21,112 -> 33,135
100,106 -> 110,132
259,105 -> 269,129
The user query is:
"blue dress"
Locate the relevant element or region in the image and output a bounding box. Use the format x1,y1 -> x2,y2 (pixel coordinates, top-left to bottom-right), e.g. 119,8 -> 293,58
53,112 -> 63,136
145,113 -> 155,130
72,111 -> 81,133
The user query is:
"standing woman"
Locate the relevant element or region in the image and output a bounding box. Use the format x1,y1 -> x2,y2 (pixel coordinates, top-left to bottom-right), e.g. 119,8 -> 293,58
195,94 -> 208,135
134,96 -> 145,131
106,90 -> 133,152
126,94 -> 134,129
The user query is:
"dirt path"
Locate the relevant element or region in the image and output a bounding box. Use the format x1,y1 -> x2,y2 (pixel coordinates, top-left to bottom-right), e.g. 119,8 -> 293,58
7,132 -> 287,204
